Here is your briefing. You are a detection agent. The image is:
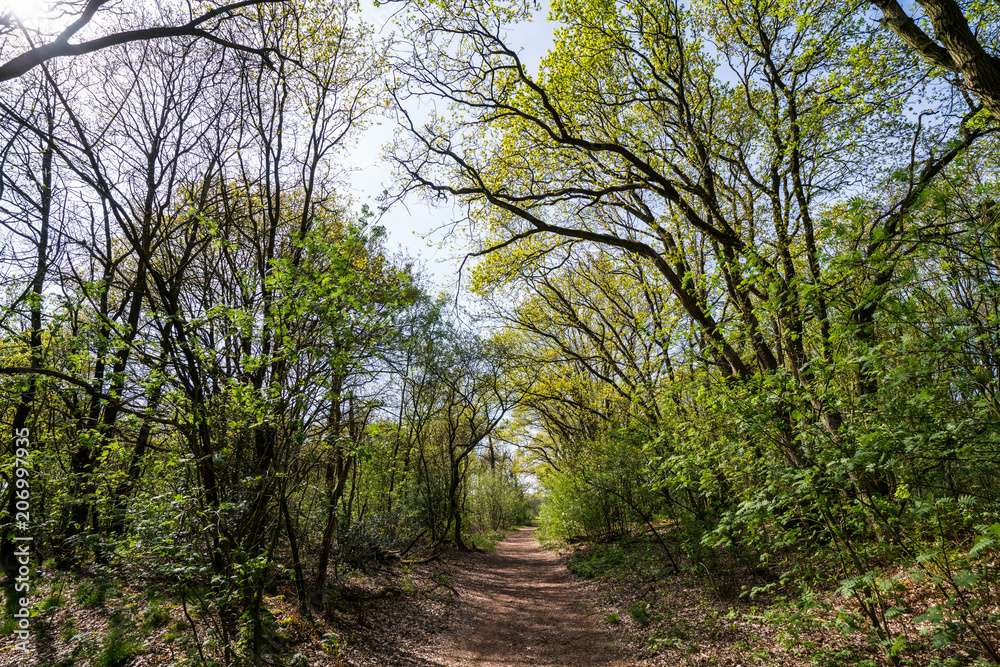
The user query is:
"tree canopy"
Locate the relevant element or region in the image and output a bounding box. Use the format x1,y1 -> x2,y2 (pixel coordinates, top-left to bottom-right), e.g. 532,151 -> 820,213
1,0 -> 999,664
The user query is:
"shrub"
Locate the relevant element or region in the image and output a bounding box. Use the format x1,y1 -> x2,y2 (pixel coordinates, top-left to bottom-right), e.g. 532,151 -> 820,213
94,628 -> 142,667
629,601 -> 650,626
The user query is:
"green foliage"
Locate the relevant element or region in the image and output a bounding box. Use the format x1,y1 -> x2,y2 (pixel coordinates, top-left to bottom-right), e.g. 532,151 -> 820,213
2,0 -> 1000,664
73,579 -> 114,609
61,618 -> 76,643
467,462 -> 535,533
566,537 -> 672,588
467,529 -> 511,552
629,601 -> 650,627
567,544 -> 629,580
338,508 -> 415,570
1,584 -> 19,634
436,1 -> 1000,661
537,427 -> 664,544
37,593 -> 63,613
321,630 -> 351,665
94,628 -> 142,667
142,605 -> 172,631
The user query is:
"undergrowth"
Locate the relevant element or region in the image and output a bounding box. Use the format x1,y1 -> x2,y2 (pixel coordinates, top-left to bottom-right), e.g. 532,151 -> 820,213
563,533 -> 999,666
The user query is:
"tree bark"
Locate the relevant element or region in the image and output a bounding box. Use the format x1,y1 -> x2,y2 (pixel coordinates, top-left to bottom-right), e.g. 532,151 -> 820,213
872,0 -> 1000,119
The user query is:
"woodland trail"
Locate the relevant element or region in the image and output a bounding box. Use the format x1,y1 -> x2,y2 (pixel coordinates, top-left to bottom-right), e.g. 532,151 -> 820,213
419,527 -> 628,667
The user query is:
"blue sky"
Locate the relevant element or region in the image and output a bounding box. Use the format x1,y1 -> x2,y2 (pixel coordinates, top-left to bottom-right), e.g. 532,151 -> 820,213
1,0 -> 557,293
343,2 -> 559,292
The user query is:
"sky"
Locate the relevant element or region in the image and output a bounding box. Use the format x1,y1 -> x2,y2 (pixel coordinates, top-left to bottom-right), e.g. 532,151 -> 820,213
0,0 -> 558,293
1,0 -> 41,20
343,2 -> 558,293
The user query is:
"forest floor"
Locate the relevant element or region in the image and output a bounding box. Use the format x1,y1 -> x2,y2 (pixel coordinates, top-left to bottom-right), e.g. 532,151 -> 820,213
347,527 -> 986,667
412,527 -> 628,666
5,527 -> 990,666
340,526 -> 631,666
1,527 -> 632,667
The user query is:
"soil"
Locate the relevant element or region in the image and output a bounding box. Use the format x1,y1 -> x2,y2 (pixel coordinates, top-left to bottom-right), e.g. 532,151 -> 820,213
0,527 -> 632,667
417,527 -> 628,667
5,526 -> 993,666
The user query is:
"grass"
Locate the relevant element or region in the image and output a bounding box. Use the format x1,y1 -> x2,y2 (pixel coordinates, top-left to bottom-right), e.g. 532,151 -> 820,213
143,605 -> 172,630
94,628 -> 142,667
468,527 -> 517,552
629,601 -> 650,626
74,578 -> 114,608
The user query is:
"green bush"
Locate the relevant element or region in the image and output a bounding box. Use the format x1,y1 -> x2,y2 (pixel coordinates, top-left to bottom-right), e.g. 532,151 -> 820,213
74,579 -> 113,609
94,628 -> 142,667
467,465 -> 535,533
142,605 -> 172,630
629,601 -> 650,626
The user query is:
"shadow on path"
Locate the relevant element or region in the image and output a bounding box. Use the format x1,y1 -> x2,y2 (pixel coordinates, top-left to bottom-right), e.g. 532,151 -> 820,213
423,527 -> 626,667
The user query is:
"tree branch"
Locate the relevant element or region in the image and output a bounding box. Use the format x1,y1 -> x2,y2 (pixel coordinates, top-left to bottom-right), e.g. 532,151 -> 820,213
871,0 -> 1000,118
870,0 -> 956,70
0,367 -> 178,426
0,0 -> 287,82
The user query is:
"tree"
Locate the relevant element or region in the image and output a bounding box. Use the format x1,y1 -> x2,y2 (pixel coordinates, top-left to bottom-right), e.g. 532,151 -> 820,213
0,0 -> 287,82
432,332 -> 518,550
870,0 -> 1000,120
1,1 -> 398,662
390,0 -> 996,463
388,298 -> 519,550
390,1 -> 1000,661
0,73 -> 59,578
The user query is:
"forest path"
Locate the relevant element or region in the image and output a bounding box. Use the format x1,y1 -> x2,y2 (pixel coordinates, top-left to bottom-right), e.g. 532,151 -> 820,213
421,527 -> 627,667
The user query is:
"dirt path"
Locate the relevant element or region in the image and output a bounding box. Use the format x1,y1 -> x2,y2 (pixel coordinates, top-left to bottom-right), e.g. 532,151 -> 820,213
420,527 -> 627,667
